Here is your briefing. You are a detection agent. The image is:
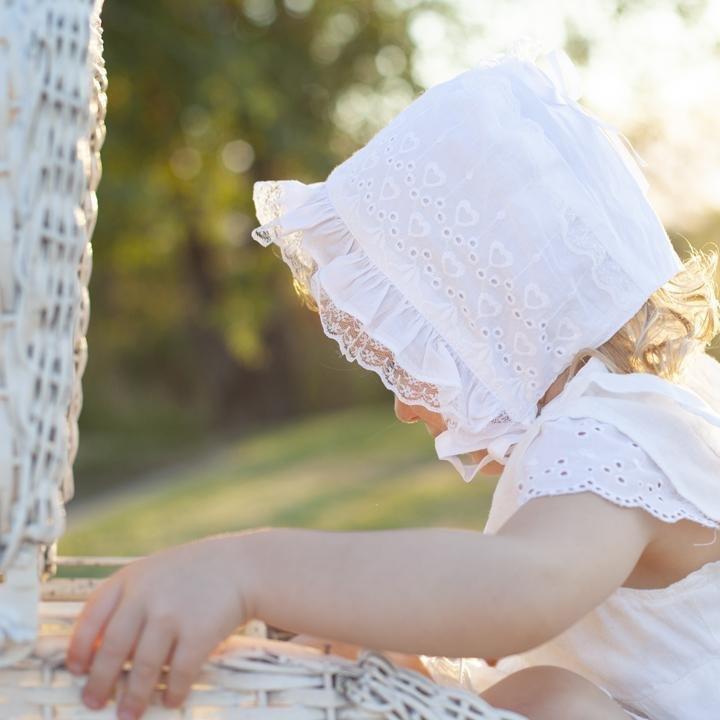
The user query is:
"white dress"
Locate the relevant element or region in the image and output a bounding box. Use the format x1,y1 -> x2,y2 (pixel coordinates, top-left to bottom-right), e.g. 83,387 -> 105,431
420,415 -> 720,720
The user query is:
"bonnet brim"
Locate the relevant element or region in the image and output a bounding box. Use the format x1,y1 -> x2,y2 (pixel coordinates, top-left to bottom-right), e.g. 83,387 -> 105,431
251,179 -> 511,434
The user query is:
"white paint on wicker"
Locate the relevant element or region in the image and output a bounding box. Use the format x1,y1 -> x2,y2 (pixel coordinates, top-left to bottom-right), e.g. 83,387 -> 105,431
0,0 -> 107,658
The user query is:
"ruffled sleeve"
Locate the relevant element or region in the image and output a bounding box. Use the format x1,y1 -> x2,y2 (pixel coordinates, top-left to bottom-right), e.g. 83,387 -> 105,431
512,416 -> 719,529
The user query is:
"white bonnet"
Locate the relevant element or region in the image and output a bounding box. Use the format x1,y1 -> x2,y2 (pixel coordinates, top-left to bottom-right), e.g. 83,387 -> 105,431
250,47 -> 683,481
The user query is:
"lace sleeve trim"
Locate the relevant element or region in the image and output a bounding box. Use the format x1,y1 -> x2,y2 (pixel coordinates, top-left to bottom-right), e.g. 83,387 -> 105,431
516,417 -> 719,529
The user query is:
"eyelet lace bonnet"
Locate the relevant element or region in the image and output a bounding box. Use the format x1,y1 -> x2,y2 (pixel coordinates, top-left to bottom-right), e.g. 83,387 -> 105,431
250,46 -> 684,483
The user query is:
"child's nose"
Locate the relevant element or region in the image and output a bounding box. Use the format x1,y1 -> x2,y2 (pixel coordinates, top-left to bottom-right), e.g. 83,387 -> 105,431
394,396 -> 419,424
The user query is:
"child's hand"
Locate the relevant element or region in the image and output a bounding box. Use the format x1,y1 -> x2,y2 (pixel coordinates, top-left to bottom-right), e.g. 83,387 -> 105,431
66,534 -> 251,720
289,632 -> 363,660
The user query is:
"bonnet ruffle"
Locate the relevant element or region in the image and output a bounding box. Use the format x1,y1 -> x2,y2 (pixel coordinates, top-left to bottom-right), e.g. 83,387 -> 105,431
252,179 -> 516,439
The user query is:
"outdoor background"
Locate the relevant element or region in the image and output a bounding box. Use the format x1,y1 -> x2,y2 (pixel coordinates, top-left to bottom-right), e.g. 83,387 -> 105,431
60,0 -> 720,557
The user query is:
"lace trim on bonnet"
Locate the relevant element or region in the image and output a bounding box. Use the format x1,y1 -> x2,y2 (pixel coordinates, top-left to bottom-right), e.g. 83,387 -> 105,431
250,174 -> 660,441
252,179 -> 515,435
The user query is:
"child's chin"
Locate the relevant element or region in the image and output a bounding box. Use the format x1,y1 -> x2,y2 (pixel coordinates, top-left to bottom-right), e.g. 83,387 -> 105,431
468,451 -> 505,476
478,463 -> 504,476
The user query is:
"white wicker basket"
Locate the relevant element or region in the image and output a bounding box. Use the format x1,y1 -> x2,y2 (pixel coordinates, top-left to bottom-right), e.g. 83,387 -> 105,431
0,0 -> 107,663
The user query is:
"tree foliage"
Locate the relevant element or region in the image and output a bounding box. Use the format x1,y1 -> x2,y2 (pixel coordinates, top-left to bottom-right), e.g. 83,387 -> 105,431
85,0 -> 446,444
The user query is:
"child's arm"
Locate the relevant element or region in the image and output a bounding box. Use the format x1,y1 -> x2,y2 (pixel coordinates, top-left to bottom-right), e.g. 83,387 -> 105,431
68,492 -> 661,718
243,492 -> 661,659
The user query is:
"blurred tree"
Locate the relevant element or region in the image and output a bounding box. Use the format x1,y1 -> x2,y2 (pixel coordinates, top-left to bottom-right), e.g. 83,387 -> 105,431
84,0 -> 451,448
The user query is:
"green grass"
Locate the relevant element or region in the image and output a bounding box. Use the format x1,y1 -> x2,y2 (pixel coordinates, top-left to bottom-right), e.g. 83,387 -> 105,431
73,396 -> 212,500
59,404 -> 498,561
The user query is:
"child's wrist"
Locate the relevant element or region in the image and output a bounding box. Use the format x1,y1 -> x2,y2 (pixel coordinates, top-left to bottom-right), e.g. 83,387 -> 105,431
223,527 -> 275,624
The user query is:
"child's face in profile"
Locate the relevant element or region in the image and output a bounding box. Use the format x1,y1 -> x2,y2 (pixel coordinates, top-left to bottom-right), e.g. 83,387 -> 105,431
392,366 -> 572,476
393,396 -> 505,474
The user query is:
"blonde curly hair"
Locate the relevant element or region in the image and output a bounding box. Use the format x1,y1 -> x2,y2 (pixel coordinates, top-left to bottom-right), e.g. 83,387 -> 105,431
562,246 -> 720,389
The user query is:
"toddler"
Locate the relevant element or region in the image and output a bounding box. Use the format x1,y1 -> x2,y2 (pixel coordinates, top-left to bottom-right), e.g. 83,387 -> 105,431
66,47 -> 720,720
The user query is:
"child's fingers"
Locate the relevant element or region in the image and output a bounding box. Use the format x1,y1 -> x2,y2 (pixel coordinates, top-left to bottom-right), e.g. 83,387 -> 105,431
289,633 -> 329,649
67,577 -> 124,674
162,636 -> 207,709
117,619 -> 177,720
81,601 -> 145,710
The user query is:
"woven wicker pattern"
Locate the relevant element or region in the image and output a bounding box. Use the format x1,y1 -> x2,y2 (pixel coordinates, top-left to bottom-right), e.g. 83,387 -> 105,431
0,0 -> 107,576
